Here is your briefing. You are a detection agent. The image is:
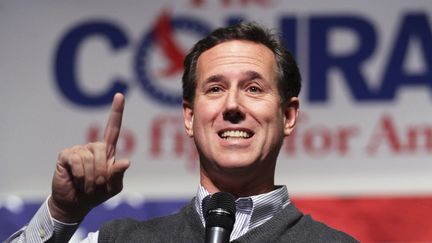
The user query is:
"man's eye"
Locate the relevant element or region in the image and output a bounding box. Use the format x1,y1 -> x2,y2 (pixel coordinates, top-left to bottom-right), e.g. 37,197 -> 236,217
208,86 -> 222,93
247,86 -> 261,93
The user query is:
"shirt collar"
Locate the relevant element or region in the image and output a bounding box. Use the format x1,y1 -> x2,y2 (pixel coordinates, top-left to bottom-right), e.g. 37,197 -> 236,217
194,184 -> 290,228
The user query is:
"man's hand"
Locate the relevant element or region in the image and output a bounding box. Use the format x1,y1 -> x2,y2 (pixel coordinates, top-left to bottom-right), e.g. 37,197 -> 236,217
49,93 -> 130,223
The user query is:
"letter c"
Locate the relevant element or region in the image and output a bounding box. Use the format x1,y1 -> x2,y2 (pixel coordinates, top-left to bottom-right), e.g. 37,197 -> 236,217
54,21 -> 129,106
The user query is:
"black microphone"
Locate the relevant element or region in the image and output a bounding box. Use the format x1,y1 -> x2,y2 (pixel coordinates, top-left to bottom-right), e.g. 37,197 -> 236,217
205,192 -> 236,243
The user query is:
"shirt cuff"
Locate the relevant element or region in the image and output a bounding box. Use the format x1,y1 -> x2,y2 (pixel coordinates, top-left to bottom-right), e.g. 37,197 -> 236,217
16,197 -> 79,242
46,196 -> 80,242
19,197 -> 56,242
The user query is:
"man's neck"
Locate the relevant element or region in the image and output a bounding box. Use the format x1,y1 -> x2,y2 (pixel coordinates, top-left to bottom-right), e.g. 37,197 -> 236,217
200,170 -> 275,198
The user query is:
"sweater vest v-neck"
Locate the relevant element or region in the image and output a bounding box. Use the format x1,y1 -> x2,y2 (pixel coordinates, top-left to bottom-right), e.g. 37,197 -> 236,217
98,199 -> 358,243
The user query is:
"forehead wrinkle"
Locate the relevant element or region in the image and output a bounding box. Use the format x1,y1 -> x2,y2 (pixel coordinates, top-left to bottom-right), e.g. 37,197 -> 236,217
196,40 -> 277,86
201,55 -> 269,81
207,54 -> 266,67
198,57 -> 266,85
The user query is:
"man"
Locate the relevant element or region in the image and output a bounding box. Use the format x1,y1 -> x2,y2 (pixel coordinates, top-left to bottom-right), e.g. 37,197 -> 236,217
7,23 -> 357,242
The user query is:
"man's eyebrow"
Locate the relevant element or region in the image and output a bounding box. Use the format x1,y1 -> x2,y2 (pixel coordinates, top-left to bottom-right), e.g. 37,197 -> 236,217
203,71 -> 264,84
244,70 -> 263,81
204,74 -> 226,84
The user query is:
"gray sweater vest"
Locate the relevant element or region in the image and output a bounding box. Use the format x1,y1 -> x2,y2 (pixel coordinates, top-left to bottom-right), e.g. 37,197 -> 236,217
98,199 -> 358,242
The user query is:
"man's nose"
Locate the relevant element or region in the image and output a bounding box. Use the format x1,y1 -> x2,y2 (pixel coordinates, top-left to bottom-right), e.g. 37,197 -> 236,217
223,90 -> 245,124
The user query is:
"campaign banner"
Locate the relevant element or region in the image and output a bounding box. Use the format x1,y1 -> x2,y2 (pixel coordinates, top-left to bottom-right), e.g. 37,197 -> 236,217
2,0 -> 430,198
1,0 -> 432,241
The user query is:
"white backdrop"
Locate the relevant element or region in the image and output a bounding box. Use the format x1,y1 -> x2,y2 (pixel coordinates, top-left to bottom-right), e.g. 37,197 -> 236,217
1,0 -> 432,201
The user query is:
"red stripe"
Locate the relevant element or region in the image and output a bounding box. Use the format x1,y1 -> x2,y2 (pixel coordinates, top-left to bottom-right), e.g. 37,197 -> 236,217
293,196 -> 432,242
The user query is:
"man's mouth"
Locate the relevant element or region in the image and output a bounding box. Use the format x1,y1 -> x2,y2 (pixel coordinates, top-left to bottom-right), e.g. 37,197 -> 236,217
218,130 -> 253,139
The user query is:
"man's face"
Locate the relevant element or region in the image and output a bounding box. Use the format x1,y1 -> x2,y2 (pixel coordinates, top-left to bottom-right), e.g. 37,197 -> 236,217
183,40 -> 298,177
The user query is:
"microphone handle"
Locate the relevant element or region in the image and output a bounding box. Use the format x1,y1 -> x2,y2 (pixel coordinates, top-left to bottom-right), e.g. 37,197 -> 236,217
205,226 -> 231,243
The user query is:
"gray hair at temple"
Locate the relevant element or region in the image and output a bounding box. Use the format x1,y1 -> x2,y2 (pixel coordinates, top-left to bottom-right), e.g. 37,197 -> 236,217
182,22 -> 302,105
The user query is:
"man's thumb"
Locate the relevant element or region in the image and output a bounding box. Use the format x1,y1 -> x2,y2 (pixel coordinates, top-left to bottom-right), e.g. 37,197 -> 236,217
109,158 -> 130,193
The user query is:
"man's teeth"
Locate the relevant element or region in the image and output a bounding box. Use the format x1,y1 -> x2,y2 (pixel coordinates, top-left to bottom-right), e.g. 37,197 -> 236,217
221,130 -> 251,138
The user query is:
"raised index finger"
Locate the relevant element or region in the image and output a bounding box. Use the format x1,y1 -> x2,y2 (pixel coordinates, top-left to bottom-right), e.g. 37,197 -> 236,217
104,93 -> 125,160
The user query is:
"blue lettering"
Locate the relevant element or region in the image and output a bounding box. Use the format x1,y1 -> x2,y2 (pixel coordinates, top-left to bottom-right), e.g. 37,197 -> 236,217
226,16 -> 245,26
308,16 -> 377,102
280,17 -> 297,58
380,13 -> 432,99
54,21 -> 129,106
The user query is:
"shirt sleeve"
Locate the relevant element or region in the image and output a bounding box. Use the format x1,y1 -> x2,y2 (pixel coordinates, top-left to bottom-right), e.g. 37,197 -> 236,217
4,197 -> 80,243
79,231 -> 99,243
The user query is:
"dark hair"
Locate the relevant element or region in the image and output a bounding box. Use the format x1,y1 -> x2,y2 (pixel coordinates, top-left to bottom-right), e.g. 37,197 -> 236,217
182,22 -> 301,104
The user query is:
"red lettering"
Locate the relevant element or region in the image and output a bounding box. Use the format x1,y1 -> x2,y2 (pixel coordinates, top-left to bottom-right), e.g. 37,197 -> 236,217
426,129 -> 432,151
337,127 -> 359,154
86,123 -> 135,158
150,116 -> 182,157
406,125 -> 432,153
303,126 -> 332,155
284,130 -> 297,155
367,115 -> 401,154
87,124 -> 100,143
367,115 -> 432,155
116,129 -> 135,158
284,113 -> 359,156
149,115 -> 199,171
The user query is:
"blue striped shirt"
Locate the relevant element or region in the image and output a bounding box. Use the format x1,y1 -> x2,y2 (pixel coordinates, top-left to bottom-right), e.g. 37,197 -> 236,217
6,185 -> 290,242
194,185 -> 290,241
6,197 -> 78,243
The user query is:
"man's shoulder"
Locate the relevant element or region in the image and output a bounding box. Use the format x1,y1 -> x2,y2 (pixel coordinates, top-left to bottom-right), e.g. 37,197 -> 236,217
280,203 -> 358,242
295,214 -> 359,242
98,200 -> 204,242
235,203 -> 358,243
100,206 -> 188,232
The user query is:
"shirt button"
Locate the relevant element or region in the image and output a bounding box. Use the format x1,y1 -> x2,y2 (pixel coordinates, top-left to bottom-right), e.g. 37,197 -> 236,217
39,228 -> 46,238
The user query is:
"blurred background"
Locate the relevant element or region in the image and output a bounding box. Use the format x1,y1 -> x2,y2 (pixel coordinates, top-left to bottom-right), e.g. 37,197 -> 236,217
1,0 -> 432,241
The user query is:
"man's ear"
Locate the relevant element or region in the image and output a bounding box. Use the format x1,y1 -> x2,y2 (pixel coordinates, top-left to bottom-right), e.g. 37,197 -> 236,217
183,100 -> 194,137
283,97 -> 299,136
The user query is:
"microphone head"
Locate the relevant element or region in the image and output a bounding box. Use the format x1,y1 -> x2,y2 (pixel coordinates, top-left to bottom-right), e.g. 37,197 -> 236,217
205,192 -> 236,230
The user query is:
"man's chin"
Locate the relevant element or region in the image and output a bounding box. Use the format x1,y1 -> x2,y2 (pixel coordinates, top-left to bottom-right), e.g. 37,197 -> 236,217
215,161 -> 259,175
